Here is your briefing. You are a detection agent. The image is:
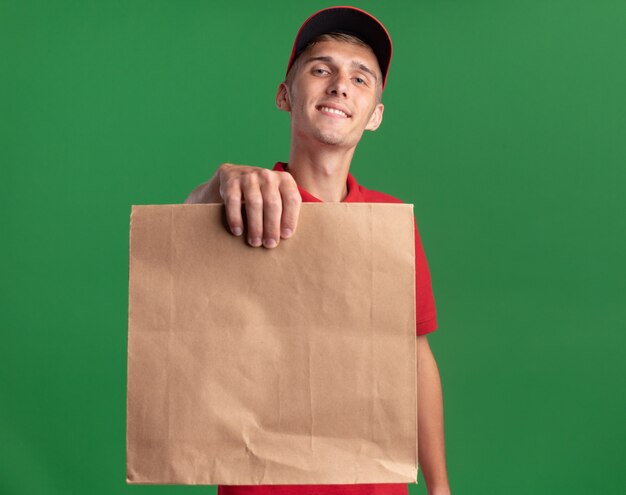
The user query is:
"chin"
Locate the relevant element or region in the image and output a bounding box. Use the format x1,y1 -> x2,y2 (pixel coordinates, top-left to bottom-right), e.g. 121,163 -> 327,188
314,130 -> 345,146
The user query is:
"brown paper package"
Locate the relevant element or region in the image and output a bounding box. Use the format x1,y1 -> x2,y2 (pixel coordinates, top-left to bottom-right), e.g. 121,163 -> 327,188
127,203 -> 417,485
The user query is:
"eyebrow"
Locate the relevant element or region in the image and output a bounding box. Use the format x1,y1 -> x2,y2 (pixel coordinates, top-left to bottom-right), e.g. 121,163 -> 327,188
304,55 -> 379,83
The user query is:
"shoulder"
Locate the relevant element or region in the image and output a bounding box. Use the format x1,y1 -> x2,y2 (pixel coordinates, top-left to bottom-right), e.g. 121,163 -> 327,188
356,183 -> 405,204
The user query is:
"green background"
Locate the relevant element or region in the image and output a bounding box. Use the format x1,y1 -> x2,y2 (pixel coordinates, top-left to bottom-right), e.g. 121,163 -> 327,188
2,0 -> 624,493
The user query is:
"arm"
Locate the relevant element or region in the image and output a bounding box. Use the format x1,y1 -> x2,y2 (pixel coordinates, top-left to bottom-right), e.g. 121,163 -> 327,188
184,163 -> 301,248
417,334 -> 451,495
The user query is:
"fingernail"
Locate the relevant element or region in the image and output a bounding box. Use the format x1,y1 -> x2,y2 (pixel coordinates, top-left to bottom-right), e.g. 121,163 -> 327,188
232,227 -> 242,236
264,238 -> 277,248
281,227 -> 293,238
249,237 -> 262,247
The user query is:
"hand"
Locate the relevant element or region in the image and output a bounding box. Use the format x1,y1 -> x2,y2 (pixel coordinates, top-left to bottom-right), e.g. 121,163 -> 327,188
186,163 -> 302,248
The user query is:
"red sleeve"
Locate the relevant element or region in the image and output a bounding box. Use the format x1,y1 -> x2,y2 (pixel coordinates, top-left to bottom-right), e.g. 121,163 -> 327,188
414,218 -> 437,335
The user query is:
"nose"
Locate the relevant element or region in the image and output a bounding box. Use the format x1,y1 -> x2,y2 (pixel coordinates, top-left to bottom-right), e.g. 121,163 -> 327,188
327,71 -> 349,98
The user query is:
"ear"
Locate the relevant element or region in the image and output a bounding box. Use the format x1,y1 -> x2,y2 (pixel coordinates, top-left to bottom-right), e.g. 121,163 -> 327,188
276,82 -> 291,112
365,103 -> 384,131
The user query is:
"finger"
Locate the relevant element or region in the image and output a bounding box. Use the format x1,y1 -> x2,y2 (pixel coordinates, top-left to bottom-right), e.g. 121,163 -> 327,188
221,178 -> 244,236
278,175 -> 301,238
241,174 -> 263,247
259,170 -> 283,248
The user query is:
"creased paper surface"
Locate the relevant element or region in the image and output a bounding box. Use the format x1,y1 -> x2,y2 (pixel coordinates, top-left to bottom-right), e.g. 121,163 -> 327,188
126,203 -> 417,485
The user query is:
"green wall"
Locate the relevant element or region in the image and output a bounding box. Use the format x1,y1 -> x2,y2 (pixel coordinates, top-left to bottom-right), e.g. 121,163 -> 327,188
2,0 -> 624,493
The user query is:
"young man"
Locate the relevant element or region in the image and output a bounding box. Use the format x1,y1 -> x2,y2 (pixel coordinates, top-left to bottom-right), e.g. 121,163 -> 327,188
185,7 -> 450,495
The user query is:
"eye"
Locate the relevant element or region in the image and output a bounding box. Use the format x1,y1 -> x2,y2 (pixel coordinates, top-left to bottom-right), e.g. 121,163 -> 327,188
313,67 -> 330,76
353,75 -> 371,86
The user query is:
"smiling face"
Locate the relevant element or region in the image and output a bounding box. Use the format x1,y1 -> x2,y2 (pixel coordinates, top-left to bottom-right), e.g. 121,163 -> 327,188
276,39 -> 384,149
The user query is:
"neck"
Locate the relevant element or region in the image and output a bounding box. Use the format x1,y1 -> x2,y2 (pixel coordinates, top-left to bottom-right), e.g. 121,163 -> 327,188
286,139 -> 356,202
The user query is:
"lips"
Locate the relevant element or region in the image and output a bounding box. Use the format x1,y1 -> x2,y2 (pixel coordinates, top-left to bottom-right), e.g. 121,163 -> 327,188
316,104 -> 351,118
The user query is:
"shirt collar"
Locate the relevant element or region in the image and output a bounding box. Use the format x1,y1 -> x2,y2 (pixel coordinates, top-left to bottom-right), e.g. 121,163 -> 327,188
273,162 -> 361,203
